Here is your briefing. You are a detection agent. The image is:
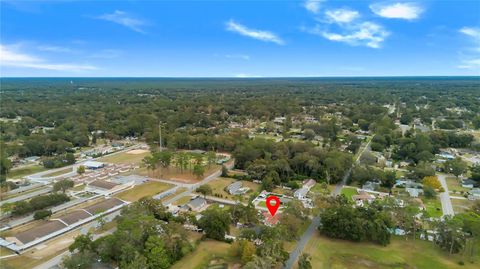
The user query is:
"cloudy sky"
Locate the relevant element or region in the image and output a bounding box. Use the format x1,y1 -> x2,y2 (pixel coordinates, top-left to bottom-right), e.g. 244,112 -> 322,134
1,0 -> 479,77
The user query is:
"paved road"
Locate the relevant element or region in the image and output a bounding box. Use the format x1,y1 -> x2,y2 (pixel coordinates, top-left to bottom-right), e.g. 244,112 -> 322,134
0,187 -> 52,206
282,216 -> 320,269
437,173 -> 455,217
284,137 -> 372,269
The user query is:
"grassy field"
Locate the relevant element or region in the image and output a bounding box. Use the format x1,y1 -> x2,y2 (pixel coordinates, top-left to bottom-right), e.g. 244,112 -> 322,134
172,195 -> 193,206
206,177 -> 260,202
296,233 -> 479,269
423,197 -> 443,218
98,151 -> 150,164
451,198 -> 476,214
171,240 -> 239,269
340,186 -> 358,201
7,165 -> 46,179
115,181 -> 173,202
41,167 -> 73,177
445,176 -> 469,194
139,165 -> 222,183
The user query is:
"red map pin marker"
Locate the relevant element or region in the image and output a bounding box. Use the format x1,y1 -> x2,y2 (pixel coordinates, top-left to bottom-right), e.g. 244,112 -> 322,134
266,195 -> 280,217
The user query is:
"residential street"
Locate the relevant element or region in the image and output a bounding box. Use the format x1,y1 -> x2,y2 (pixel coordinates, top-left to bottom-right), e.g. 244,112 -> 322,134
437,173 -> 455,217
285,137 -> 373,269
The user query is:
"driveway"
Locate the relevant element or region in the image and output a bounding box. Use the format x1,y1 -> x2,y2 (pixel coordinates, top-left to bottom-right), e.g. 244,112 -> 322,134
437,173 -> 455,216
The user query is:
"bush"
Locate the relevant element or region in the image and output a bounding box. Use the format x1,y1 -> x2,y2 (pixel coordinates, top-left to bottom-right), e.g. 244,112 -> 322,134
34,209 -> 52,220
12,193 -> 70,216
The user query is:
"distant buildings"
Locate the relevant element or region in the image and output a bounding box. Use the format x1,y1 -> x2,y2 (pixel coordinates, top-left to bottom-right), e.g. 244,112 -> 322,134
83,161 -> 105,170
183,197 -> 208,212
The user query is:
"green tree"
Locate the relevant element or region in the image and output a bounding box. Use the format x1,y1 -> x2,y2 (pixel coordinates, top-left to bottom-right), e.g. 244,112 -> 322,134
298,253 -> 312,269
144,235 -> 171,269
198,207 -> 231,240
193,164 -> 205,179
196,184 -> 212,198
53,179 -> 74,193
445,157 -> 468,178
34,209 -> 52,220
77,165 -> 86,174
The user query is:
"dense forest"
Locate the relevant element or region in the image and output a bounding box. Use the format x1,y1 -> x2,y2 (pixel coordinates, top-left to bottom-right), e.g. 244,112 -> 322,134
1,78 -> 480,185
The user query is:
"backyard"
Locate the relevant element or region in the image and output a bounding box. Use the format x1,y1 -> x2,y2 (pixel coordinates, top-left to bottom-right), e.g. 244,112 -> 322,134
171,240 -> 239,269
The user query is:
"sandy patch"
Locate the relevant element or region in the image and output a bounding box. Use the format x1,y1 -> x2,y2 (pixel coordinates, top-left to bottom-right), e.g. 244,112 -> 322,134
127,149 -> 149,155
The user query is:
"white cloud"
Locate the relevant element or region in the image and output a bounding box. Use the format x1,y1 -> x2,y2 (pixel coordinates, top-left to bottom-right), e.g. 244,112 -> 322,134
304,0 -> 325,14
37,45 -> 75,53
460,27 -> 480,41
370,2 -> 423,20
0,44 -> 97,72
325,9 -> 360,23
318,22 -> 389,48
97,10 -> 146,33
226,20 -> 284,45
225,54 -> 250,60
457,58 -> 480,70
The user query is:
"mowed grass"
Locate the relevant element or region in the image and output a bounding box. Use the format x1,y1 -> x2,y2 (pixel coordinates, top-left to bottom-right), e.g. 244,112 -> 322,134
423,197 -> 443,218
41,167 -> 73,177
171,240 -> 238,269
98,151 -> 150,164
445,176 -> 469,193
451,198 -> 476,214
340,186 -> 358,201
115,181 -> 173,202
207,177 -> 260,201
297,233 -> 478,269
7,165 -> 46,179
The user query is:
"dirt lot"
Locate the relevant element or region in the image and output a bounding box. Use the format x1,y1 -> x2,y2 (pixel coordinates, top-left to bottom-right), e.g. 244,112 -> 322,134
139,165 -> 222,183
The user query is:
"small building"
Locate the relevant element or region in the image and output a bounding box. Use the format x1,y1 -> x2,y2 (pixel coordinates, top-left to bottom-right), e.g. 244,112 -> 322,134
352,191 -> 375,207
21,156 -> 40,164
185,197 -> 208,212
468,188 -> 480,200
302,179 -> 316,190
362,181 -> 380,192
86,180 -> 130,195
226,181 -> 248,195
406,188 -> 423,198
461,179 -> 476,189
83,161 -> 105,170
293,188 -> 309,200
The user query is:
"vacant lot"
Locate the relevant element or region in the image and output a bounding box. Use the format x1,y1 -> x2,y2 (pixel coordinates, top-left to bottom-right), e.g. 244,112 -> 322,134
98,151 -> 150,164
171,240 -> 239,269
297,233 -> 478,269
139,165 -> 222,183
8,165 -> 46,179
207,177 -> 260,201
115,181 -> 173,202
446,176 -> 469,194
451,198 -> 476,214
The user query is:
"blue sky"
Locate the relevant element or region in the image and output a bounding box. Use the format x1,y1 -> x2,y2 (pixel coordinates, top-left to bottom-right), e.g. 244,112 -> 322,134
1,0 -> 479,77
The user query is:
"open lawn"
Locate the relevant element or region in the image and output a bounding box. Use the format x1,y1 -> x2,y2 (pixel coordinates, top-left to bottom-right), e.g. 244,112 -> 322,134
115,181 -> 173,202
171,240 -> 239,269
445,176 -> 469,194
41,167 -> 73,177
7,165 -> 47,179
296,233 -> 479,269
423,197 -> 443,218
173,195 -> 194,206
206,177 -> 260,202
340,186 -> 358,201
451,198 -> 476,214
98,151 -> 150,164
